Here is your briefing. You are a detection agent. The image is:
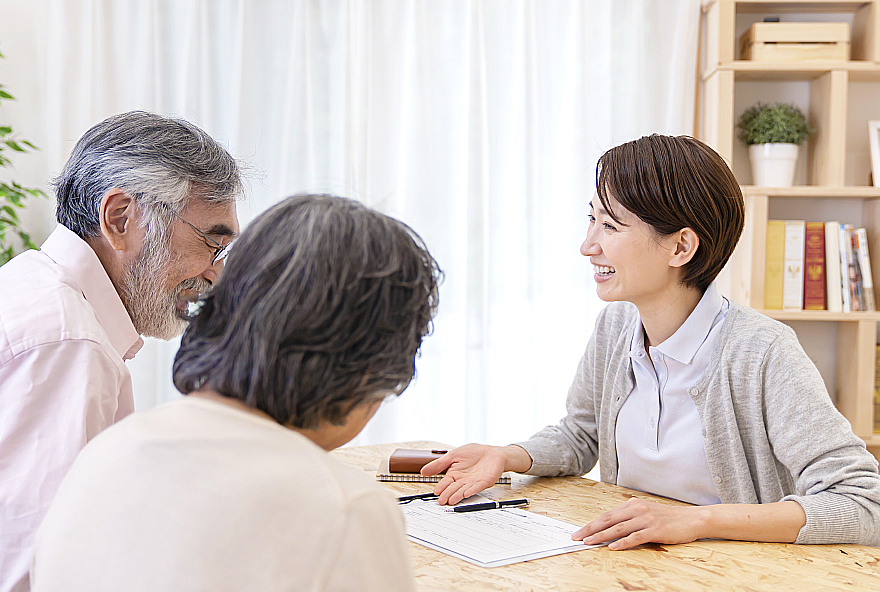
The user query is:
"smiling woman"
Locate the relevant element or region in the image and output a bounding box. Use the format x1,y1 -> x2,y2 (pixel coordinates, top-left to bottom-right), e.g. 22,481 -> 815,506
422,134 -> 880,550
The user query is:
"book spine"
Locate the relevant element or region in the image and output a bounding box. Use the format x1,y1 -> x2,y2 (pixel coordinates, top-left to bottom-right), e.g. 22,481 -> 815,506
825,221 -> 842,312
782,220 -> 805,311
803,222 -> 826,310
839,224 -> 852,313
846,224 -> 862,311
856,228 -> 876,312
764,220 -> 786,310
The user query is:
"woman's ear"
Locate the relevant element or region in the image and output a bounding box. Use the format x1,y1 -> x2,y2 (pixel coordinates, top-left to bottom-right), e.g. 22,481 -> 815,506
670,227 -> 699,268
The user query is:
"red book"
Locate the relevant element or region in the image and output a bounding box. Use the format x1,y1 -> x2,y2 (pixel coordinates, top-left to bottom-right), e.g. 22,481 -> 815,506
803,222 -> 826,310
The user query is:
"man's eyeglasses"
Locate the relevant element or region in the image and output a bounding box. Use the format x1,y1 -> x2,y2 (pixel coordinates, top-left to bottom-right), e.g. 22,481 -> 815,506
169,210 -> 234,265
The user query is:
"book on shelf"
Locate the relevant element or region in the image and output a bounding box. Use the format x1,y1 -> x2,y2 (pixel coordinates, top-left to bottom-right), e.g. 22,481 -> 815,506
855,228 -> 876,312
825,221 -> 843,313
838,224 -> 853,313
803,222 -> 826,310
764,220 -> 785,310
764,221 -> 875,313
845,224 -> 864,312
782,220 -> 805,311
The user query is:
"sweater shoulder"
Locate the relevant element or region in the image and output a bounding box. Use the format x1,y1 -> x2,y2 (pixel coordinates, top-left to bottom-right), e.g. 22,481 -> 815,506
724,301 -> 794,345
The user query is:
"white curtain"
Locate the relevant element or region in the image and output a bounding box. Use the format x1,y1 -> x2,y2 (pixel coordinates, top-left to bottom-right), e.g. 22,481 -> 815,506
7,0 -> 700,446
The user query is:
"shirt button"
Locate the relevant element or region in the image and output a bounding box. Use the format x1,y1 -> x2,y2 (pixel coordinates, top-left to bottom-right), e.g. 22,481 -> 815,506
713,475 -> 722,484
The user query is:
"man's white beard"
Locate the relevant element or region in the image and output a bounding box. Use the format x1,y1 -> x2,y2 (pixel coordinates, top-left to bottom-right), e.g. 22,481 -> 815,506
121,236 -> 210,340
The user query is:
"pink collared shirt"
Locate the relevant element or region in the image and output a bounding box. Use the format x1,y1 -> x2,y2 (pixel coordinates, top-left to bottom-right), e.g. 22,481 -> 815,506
0,225 -> 142,592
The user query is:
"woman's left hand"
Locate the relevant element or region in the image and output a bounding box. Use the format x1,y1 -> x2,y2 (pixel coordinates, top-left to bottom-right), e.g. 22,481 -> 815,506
572,498 -> 709,550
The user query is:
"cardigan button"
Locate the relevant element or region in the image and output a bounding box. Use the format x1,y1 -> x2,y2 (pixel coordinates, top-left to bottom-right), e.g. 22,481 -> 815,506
713,475 -> 722,484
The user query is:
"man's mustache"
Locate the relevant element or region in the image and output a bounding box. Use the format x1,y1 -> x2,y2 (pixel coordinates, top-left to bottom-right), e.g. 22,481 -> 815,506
176,276 -> 212,296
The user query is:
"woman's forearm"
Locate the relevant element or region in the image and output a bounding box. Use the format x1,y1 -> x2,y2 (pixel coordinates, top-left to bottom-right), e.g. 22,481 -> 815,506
700,500 -> 806,543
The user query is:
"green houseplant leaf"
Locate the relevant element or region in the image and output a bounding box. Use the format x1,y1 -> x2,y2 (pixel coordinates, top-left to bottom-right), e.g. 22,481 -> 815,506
0,53 -> 46,266
736,102 -> 814,146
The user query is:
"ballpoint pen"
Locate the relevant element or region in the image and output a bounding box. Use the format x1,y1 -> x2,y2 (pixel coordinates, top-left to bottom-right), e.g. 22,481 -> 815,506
444,499 -> 529,513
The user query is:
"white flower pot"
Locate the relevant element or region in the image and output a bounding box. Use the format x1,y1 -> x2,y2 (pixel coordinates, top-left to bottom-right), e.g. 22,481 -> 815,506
748,143 -> 799,187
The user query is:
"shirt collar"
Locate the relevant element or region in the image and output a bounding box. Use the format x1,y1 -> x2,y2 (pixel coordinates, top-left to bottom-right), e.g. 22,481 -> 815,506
630,283 -> 725,365
40,225 -> 143,360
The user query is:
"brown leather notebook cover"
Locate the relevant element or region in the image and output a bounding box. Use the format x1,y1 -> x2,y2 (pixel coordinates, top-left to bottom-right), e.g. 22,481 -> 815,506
388,448 -> 448,474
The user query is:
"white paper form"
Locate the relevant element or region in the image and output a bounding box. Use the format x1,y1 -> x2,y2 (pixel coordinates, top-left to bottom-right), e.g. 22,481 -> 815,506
402,499 -> 600,568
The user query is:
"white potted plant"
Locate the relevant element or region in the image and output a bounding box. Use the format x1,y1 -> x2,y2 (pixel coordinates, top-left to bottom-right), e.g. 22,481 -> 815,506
736,102 -> 813,187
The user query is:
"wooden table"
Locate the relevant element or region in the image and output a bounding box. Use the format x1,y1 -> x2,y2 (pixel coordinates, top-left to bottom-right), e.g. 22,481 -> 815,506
331,441 -> 880,592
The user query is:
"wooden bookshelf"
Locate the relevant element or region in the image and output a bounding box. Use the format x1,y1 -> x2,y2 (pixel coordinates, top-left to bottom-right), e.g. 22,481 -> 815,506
700,0 -> 880,455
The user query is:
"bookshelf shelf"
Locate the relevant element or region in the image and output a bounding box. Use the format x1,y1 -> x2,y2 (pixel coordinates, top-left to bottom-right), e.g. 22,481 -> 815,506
743,186 -> 880,198
762,310 -> 880,321
730,2 -> 872,12
703,61 -> 880,82
699,0 -> 880,455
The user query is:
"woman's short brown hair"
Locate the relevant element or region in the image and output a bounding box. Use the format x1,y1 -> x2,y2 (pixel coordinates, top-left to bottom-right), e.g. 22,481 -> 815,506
596,134 -> 744,293
172,194 -> 441,429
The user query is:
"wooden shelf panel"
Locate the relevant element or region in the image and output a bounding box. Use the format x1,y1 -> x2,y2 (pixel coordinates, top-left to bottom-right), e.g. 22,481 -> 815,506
731,1 -> 872,13
742,185 -> 880,198
761,309 -> 880,321
703,61 -> 880,81
862,434 -> 880,448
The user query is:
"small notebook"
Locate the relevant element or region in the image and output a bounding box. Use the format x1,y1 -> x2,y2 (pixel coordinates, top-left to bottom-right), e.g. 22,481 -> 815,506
375,458 -> 512,484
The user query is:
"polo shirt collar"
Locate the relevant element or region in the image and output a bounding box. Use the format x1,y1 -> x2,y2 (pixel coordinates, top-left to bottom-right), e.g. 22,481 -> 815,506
630,283 -> 724,366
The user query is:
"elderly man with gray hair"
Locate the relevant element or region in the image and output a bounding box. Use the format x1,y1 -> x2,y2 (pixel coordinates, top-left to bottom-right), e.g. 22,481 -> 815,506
0,111 -> 242,592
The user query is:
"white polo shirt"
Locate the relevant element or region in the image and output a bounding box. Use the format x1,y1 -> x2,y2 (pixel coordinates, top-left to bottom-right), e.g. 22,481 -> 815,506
615,283 -> 728,505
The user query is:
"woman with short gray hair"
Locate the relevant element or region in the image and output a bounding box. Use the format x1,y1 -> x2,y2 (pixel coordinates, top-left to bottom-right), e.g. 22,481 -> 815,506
31,194 -> 441,592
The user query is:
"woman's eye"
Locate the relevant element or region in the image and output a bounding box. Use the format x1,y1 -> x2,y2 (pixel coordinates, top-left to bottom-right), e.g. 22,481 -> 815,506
587,214 -> 596,223
603,222 -> 617,231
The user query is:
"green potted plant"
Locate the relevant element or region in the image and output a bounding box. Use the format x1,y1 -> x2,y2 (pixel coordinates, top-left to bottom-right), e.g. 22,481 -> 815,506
1,49 -> 46,266
736,101 -> 813,187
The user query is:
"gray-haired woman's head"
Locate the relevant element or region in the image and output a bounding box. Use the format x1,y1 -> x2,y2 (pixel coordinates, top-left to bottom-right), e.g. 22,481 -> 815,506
172,194 -> 442,429
52,110 -> 242,245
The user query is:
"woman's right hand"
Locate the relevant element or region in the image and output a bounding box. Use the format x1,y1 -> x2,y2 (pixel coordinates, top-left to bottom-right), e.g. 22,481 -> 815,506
420,444 -> 533,505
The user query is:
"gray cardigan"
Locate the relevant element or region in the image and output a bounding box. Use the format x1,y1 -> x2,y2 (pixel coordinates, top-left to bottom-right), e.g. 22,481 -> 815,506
519,301 -> 880,545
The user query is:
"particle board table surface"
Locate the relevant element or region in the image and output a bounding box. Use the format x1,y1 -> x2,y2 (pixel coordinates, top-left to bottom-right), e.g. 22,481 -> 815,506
331,441 -> 880,592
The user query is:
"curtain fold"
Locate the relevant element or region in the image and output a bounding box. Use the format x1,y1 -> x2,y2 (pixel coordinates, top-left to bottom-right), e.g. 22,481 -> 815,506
23,0 -> 700,446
